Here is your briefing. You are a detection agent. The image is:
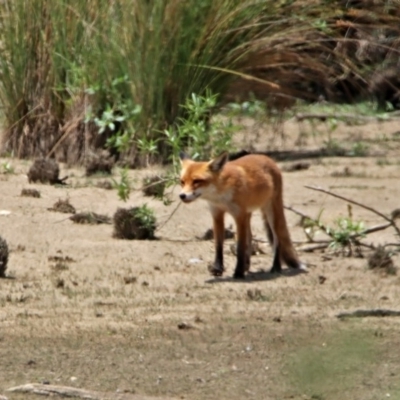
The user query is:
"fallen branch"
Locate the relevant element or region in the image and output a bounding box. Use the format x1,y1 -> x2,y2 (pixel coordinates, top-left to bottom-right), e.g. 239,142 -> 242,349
295,112 -> 400,122
337,309 -> 400,319
305,185 -> 400,237
6,383 -> 176,400
285,203 -> 394,252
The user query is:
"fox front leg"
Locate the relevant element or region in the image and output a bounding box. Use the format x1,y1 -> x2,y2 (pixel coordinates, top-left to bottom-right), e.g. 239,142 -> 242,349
209,209 -> 225,276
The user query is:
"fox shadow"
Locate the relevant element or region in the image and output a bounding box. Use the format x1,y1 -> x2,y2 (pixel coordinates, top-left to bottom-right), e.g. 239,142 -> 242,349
205,267 -> 307,284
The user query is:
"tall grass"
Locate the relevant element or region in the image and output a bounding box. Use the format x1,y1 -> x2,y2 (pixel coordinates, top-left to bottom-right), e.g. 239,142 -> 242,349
0,0 -> 399,164
0,0 -> 273,162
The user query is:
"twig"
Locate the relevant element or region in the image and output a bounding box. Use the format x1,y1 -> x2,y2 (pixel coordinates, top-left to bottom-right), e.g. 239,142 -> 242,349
155,202 -> 181,232
284,205 -> 331,241
337,309 -> 400,319
305,185 -> 400,237
6,383 -> 176,400
298,243 -> 330,252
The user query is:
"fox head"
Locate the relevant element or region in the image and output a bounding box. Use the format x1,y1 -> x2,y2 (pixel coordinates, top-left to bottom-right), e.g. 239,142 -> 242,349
179,152 -> 228,203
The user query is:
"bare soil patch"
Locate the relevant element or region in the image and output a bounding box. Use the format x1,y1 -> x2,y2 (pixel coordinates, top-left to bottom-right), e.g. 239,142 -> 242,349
1,118 -> 400,400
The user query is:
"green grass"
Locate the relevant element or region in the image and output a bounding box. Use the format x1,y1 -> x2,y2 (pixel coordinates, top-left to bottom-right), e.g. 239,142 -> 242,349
287,328 -> 379,399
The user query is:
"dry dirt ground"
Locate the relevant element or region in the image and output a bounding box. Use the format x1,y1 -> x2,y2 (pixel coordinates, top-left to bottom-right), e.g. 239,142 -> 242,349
1,116 -> 400,400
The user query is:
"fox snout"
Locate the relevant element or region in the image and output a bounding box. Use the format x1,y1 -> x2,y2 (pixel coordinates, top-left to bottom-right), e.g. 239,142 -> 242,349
179,190 -> 200,203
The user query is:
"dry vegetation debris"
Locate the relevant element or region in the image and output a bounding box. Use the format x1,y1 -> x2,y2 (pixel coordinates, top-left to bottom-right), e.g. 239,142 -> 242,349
48,199 -> 76,214
0,236 -> 9,278
70,212 -> 111,225
20,188 -> 41,198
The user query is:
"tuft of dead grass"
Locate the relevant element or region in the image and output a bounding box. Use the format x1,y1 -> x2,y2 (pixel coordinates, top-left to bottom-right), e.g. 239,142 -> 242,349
69,212 -> 111,225
20,188 -> 41,198
48,199 -> 76,214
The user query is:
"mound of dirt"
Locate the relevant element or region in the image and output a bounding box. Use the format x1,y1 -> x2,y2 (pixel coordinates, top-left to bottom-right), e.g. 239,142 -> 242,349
27,158 -> 68,185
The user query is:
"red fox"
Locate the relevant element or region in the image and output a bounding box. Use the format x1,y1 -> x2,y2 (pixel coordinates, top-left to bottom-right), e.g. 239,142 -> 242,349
179,151 -> 305,279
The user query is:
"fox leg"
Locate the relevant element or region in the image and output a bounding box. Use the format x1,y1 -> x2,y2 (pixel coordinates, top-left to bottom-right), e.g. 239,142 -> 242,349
233,212 -> 250,279
262,205 -> 282,273
245,213 -> 252,272
210,208 -> 225,276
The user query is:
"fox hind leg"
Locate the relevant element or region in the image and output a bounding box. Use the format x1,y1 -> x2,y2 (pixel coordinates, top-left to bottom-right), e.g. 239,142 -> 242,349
233,213 -> 251,279
262,205 -> 282,274
245,213 -> 252,272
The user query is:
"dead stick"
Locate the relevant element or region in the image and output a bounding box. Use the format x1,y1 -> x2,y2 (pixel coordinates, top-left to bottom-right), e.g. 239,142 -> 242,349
337,309 -> 400,319
298,243 -> 330,252
305,185 -> 400,238
305,185 -> 389,221
286,203 -> 393,247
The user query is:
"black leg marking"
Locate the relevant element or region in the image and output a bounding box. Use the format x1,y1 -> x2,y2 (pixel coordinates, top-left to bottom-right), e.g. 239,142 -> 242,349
210,241 -> 224,276
233,244 -> 246,279
270,244 -> 282,274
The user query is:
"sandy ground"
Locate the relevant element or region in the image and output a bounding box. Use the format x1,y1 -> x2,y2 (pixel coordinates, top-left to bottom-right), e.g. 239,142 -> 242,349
0,116 -> 400,400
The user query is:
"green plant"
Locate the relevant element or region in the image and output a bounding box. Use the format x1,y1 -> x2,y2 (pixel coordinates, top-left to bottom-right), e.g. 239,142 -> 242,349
164,91 -> 238,169
225,99 -> 266,117
327,217 -> 366,250
133,205 -> 157,235
350,141 -> 369,157
1,161 -> 14,174
113,168 -> 131,202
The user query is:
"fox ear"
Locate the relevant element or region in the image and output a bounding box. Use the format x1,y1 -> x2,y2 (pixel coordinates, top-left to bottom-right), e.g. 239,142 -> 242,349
179,152 -> 191,165
208,152 -> 229,172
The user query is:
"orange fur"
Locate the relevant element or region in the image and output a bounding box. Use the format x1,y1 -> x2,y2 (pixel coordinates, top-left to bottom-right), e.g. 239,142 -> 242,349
179,152 -> 305,278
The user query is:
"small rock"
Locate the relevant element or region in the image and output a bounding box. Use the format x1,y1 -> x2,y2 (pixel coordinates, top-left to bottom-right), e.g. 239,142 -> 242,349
124,276 -> 137,284
177,322 -> 194,330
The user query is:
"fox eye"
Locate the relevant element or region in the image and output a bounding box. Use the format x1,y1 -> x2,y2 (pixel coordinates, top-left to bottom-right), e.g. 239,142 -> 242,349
180,179 -> 184,186
193,179 -> 204,185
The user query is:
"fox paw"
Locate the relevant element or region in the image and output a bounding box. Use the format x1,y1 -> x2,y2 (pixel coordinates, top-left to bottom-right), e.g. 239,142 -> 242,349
233,271 -> 246,279
208,264 -> 224,277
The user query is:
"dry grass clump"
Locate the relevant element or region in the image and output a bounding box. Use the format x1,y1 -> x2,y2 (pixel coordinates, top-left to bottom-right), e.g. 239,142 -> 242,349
368,246 -> 396,275
0,236 -> 9,278
95,180 -> 113,190
85,153 -> 114,176
70,212 -> 111,225
27,159 -> 68,185
48,199 -> 76,214
21,188 -> 41,198
142,175 -> 166,198
113,206 -> 156,240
